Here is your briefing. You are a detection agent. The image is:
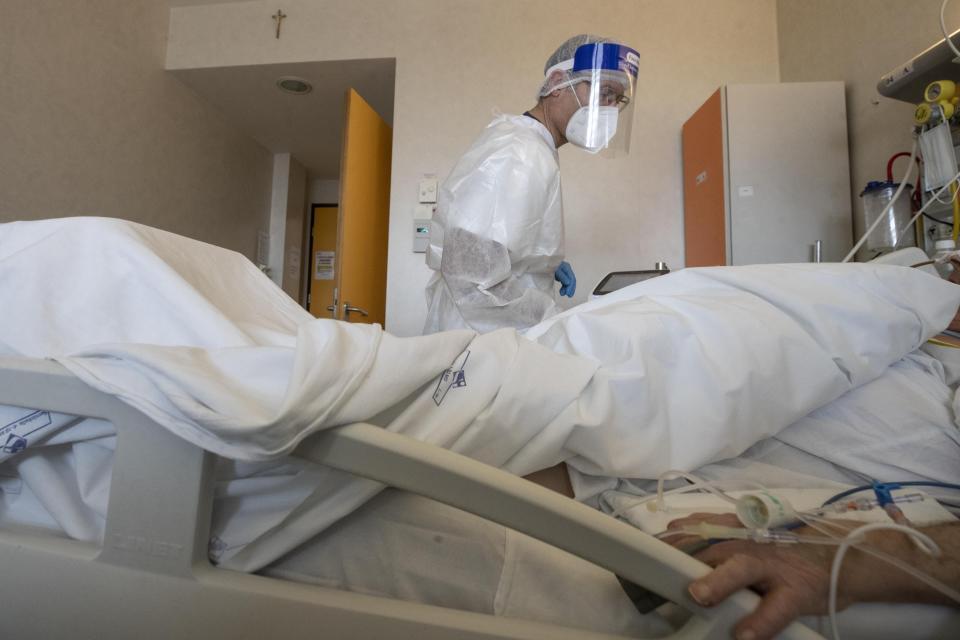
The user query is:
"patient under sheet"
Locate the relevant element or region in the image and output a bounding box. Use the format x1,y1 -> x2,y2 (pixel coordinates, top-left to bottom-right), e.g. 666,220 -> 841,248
0,217 -> 958,573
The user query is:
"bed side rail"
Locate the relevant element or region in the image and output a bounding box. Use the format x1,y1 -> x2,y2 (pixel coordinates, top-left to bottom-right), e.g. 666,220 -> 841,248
0,356 -> 213,577
0,356 -> 821,640
294,424 -> 822,640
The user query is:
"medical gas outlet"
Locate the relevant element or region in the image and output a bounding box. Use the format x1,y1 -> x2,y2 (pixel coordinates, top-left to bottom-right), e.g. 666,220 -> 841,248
914,80 -> 960,125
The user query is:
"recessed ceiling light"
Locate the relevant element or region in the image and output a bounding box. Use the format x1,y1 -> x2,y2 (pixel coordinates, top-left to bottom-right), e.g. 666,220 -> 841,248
277,76 -> 312,95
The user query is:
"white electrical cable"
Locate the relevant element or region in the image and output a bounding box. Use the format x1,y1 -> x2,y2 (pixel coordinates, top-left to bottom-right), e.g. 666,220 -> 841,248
894,168 -> 960,249
828,523 -> 947,640
842,138 -> 918,263
942,0 -> 960,61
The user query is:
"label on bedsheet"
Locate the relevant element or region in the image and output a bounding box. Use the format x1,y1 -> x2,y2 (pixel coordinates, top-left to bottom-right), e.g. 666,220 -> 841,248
0,410 -> 52,461
433,350 -> 469,406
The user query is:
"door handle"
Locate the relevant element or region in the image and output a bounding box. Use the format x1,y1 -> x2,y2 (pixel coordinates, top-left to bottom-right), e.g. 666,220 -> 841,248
343,303 -> 369,318
326,305 -> 336,312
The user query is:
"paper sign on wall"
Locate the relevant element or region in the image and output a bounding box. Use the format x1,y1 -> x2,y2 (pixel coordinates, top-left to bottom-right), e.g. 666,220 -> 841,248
314,251 -> 335,280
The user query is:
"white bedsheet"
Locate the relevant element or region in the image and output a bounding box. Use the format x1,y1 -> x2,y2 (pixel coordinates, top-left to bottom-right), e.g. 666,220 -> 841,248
1,217 -> 958,573
571,350 -> 960,504
261,350 -> 960,638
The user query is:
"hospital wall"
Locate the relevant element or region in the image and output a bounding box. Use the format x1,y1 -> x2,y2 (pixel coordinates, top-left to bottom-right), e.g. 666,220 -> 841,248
0,0 -> 273,259
167,0 -> 782,337
776,0 -> 960,228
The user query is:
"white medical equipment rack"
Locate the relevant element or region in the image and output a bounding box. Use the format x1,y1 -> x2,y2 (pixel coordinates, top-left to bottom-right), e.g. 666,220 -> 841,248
0,356 -> 821,639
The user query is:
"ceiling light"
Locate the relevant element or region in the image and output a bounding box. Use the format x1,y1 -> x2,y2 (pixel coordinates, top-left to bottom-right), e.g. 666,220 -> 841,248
276,76 -> 312,95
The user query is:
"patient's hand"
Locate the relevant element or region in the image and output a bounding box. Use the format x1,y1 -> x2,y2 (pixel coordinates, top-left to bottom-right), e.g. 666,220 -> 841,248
662,513 -> 960,640
661,513 -> 836,640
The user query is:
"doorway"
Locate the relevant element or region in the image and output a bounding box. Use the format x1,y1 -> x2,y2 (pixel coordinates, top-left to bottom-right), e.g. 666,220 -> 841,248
167,58 -> 396,323
307,204 -> 338,318
305,88 -> 393,326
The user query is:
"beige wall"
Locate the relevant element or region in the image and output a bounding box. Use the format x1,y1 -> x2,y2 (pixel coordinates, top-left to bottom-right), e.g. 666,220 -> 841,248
282,156 -> 308,302
168,0 -> 781,336
0,0 -> 273,259
777,0 -> 960,235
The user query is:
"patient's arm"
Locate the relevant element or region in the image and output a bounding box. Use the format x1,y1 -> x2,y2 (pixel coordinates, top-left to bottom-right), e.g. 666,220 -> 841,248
523,462 -> 574,498
663,513 -> 960,640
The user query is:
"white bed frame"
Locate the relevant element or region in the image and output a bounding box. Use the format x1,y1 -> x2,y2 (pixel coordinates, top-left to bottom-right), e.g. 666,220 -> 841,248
0,356 -> 821,639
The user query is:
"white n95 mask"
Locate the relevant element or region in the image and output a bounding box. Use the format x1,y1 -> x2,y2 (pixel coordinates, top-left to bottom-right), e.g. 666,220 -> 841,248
565,105 -> 619,154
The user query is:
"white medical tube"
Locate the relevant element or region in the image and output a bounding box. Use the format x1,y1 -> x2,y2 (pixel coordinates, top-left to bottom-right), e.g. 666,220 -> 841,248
942,0 -> 960,61
605,481 -> 737,519
843,138 -> 918,263
933,178 -> 960,204
653,470 -> 739,511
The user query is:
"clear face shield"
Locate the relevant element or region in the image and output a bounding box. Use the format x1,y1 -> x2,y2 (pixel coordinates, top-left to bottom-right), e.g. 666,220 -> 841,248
545,43 -> 639,157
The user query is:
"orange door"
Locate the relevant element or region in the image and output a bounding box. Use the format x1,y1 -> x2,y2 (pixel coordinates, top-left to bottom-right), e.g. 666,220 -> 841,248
307,205 -> 339,318
336,88 -> 393,325
683,88 -> 727,267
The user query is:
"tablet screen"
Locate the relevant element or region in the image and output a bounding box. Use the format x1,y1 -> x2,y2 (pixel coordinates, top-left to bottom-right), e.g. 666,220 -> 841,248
593,270 -> 668,295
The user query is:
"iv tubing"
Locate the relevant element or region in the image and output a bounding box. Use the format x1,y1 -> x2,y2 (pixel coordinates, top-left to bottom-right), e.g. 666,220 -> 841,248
799,513 -> 960,639
657,524 -> 838,546
607,481 -> 736,519
654,470 -> 739,511
828,523 -> 952,640
822,481 -> 960,507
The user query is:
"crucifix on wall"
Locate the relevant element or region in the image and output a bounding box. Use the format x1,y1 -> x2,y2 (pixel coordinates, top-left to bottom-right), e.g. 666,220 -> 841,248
272,9 -> 287,39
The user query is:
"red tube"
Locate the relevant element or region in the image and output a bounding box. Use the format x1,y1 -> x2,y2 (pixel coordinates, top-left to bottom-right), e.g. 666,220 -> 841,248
886,152 -> 922,210
886,152 -> 919,182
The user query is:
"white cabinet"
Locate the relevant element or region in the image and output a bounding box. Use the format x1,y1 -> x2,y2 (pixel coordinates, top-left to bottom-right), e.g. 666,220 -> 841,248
683,82 -> 852,266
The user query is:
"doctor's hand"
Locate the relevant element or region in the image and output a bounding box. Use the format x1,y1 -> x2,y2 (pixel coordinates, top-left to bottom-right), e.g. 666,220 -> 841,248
554,261 -> 576,297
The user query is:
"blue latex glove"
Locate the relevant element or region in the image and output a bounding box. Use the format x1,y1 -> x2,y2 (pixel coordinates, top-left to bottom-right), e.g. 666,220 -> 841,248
554,261 -> 576,297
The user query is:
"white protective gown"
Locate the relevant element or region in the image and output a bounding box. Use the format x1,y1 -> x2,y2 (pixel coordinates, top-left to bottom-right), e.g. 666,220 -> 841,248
423,114 -> 564,334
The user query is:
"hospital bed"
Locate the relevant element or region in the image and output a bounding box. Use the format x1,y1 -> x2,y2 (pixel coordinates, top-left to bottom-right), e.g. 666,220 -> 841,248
0,355 -> 821,640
